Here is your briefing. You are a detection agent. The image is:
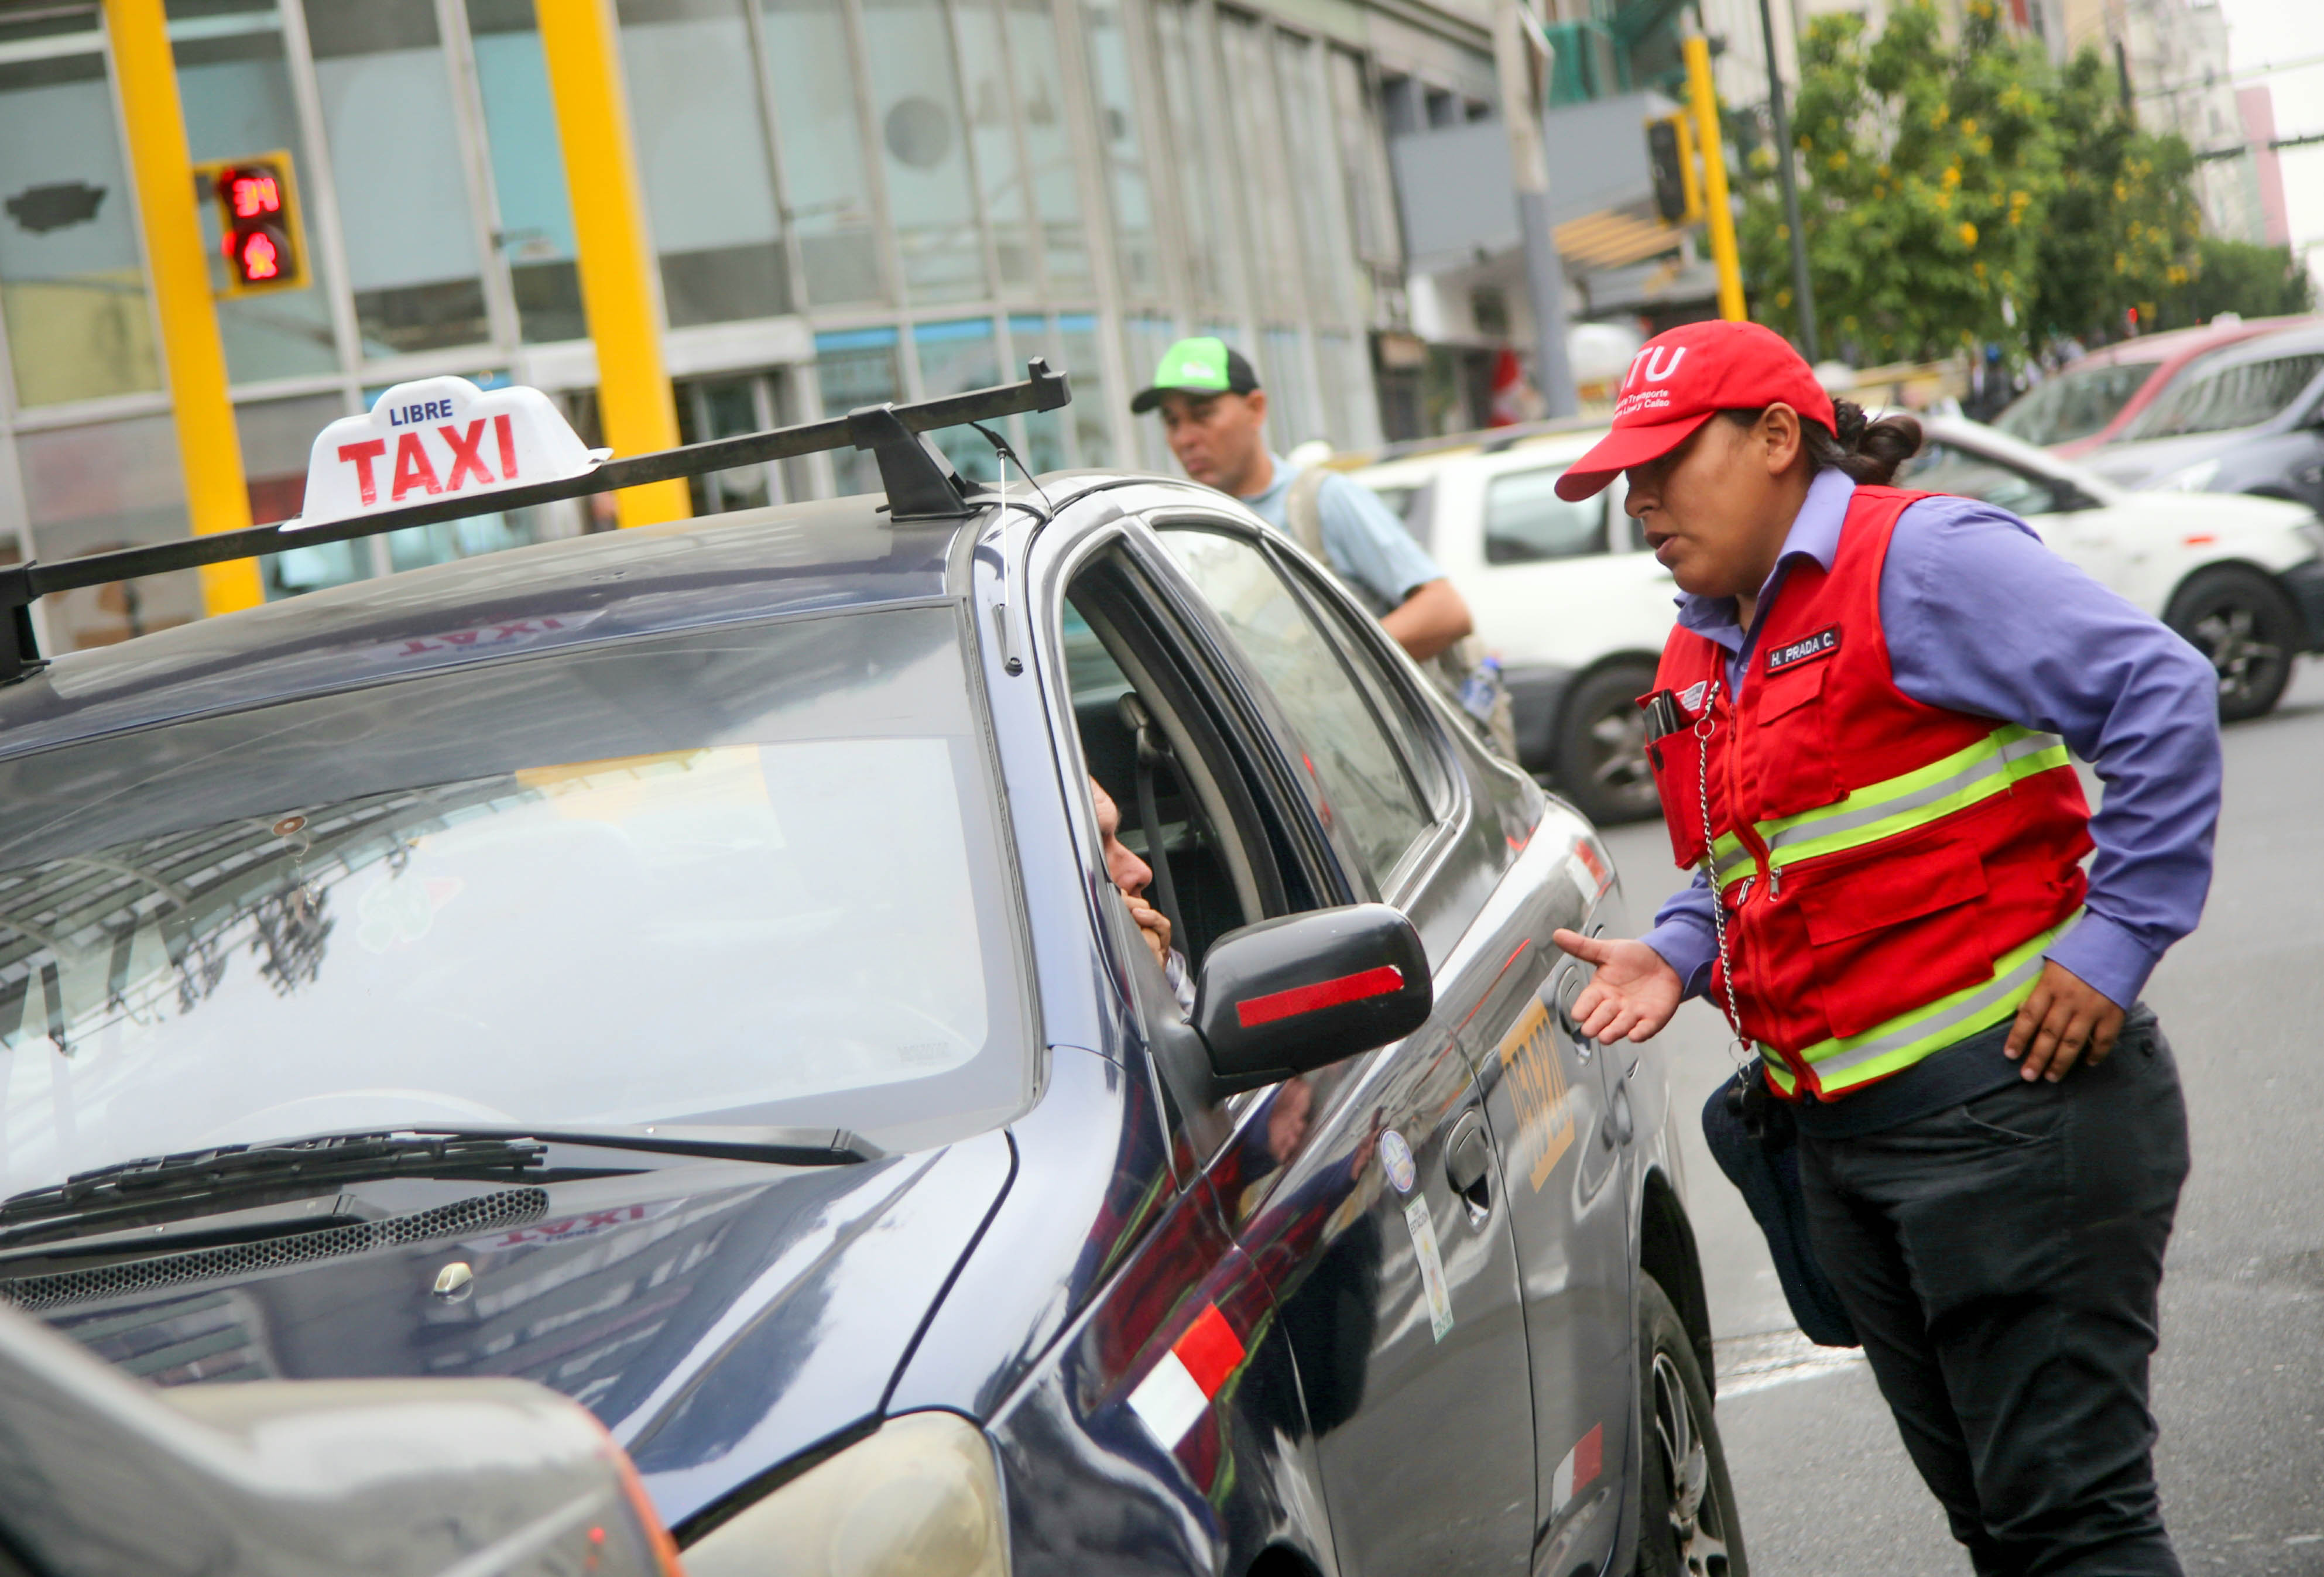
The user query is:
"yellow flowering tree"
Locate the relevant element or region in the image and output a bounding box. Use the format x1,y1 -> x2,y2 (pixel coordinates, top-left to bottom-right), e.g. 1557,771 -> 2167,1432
1739,0 -> 2054,364
2029,47 -> 2205,344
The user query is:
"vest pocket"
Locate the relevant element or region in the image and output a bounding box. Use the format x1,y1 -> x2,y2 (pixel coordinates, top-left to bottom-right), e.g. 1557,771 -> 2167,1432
1749,661 -> 1845,820
1645,721 -> 1709,869
1793,835 -> 1995,1040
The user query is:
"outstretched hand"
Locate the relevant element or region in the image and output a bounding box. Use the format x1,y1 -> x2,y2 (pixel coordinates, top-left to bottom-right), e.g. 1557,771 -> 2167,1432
1550,930 -> 1684,1044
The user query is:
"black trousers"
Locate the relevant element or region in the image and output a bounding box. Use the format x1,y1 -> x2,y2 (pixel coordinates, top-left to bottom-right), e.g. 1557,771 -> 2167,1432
1798,1006 -> 2190,1577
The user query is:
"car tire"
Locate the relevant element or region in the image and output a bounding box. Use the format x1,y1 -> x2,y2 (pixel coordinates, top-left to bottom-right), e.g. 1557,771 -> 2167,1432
1554,661 -> 1663,825
2163,565 -> 2301,722
1633,1273 -> 1747,1577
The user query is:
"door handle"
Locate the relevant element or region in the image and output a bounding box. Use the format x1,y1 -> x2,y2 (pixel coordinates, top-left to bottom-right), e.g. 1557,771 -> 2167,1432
1445,1110 -> 1493,1219
1598,1082 -> 1634,1150
1544,967 -> 1593,1060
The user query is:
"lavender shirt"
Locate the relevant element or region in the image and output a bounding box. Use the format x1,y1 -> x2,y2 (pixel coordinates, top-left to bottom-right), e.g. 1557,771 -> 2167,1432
1638,468 -> 2222,1013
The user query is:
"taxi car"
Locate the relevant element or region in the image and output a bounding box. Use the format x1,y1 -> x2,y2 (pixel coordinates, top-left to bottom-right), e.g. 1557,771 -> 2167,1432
0,367 -> 1740,1577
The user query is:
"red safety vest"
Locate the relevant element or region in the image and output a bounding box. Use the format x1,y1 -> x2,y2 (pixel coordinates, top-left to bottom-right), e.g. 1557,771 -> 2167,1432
1645,485 -> 2093,1099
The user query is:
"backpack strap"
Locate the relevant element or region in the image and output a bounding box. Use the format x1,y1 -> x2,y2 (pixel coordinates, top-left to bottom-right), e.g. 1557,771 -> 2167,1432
1283,465 -> 1331,561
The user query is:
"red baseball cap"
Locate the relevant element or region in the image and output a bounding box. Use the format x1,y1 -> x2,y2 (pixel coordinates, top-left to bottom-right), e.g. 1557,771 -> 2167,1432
1554,320 -> 1836,500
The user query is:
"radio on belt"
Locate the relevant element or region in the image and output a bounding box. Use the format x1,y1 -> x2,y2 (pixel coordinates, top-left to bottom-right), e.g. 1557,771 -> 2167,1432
292,377 -> 608,527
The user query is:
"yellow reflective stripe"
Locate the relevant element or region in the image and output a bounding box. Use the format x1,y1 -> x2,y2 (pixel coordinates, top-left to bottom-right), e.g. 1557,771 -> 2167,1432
1760,728 -> 2067,871
1711,832 -> 1749,888
1760,916 -> 2076,1094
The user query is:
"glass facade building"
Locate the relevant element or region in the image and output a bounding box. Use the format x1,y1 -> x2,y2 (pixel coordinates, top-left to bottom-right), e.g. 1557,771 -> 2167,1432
0,0 -> 1473,651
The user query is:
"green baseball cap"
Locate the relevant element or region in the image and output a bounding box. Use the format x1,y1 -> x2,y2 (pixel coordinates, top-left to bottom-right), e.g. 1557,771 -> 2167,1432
1129,336 -> 1262,413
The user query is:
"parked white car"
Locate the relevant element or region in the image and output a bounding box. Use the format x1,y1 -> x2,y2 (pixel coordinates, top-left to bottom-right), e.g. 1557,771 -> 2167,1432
1355,415 -> 2324,824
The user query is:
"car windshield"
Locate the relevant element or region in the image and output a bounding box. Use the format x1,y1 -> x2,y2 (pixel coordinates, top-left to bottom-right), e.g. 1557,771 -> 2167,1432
0,607 -> 1031,1201
2120,351 -> 2324,440
1993,360 -> 2158,447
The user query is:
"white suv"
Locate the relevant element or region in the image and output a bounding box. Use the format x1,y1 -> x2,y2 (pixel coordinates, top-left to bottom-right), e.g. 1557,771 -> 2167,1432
1357,416 -> 2324,825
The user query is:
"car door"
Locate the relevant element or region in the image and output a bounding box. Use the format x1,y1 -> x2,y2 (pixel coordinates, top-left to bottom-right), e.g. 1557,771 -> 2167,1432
1459,900 -> 1638,1575
1142,516 -> 1539,1577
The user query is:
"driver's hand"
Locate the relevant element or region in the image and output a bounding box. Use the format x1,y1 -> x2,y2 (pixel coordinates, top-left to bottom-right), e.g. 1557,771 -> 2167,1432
1125,893 -> 1171,966
1550,930 -> 1683,1043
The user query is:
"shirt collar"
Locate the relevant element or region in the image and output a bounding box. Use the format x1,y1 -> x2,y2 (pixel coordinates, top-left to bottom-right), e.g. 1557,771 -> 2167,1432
1674,468 -> 1857,647
1238,453 -> 1292,506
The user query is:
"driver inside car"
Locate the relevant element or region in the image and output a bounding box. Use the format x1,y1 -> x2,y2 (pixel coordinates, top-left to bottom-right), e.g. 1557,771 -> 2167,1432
1090,775 -> 1195,1012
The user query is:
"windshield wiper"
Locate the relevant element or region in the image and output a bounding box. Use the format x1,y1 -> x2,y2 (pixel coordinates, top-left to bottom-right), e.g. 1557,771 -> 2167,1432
0,1133 -> 551,1245
0,1123 -> 879,1247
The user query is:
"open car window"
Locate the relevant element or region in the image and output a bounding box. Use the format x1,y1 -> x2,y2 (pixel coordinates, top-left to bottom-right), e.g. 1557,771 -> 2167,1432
1153,525 -> 1437,892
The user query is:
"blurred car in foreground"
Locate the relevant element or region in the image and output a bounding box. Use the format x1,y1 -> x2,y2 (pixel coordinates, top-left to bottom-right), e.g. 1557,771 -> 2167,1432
1992,315 -> 2305,459
0,1299 -> 679,1577
2083,323 -> 2324,511
1905,416 -> 2324,719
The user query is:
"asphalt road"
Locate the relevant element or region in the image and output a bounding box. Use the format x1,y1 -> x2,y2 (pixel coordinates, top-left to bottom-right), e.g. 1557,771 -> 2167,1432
1596,657 -> 2324,1576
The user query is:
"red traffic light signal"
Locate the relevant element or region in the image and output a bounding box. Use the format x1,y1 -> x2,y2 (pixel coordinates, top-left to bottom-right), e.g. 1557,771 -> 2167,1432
196,153 -> 306,296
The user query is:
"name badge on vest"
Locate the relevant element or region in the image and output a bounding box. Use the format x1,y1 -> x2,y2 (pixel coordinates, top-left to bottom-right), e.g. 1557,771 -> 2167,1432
1766,625 -> 1840,676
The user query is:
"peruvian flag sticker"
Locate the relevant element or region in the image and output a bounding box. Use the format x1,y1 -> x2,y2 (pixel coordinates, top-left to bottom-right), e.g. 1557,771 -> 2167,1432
1127,1302 -> 1247,1448
1552,1422 -> 1603,1515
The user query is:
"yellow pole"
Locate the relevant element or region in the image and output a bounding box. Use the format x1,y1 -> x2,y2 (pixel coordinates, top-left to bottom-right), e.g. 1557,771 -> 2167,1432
1685,35 -> 1747,323
105,0 -> 264,615
537,0 -> 690,527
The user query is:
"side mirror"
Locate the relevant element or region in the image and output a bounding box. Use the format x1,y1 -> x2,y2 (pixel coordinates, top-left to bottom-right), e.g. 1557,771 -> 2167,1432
1191,904 -> 1432,1096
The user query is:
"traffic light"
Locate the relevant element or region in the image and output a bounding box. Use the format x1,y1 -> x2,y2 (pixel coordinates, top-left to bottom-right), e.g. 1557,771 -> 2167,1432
194,152 -> 307,296
1646,112 -> 1702,226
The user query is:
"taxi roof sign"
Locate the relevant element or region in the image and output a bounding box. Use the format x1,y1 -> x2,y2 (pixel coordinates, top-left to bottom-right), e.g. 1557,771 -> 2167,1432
294,378 -> 608,528
0,359 -> 1071,685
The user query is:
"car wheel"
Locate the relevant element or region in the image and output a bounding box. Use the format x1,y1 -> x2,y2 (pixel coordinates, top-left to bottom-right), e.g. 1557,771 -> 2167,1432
1554,661 -> 1663,825
2164,566 -> 2301,722
1634,1273 -> 1746,1577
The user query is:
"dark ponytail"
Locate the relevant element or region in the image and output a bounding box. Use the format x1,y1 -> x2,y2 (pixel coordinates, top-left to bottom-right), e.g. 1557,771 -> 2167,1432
1726,398 -> 1923,486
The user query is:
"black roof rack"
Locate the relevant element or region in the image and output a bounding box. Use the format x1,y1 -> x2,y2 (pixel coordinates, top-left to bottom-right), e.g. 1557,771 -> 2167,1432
0,358 -> 1071,686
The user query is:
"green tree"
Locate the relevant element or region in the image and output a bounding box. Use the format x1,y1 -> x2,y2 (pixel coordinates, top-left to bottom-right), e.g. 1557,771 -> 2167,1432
2029,49 -> 2202,347
1740,0 -> 2055,365
2153,236 -> 2317,325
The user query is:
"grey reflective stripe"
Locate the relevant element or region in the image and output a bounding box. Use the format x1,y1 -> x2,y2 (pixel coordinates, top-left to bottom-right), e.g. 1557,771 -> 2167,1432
1794,940 -> 2052,1082
1761,730 -> 2066,856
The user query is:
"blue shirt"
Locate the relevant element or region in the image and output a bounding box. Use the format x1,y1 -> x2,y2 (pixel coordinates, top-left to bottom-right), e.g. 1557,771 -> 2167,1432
1239,455 -> 1446,613
1639,468 -> 2222,1012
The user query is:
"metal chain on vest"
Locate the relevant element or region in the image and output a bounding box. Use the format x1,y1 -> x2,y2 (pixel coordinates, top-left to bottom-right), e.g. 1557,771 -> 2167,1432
1693,682 -> 1754,1077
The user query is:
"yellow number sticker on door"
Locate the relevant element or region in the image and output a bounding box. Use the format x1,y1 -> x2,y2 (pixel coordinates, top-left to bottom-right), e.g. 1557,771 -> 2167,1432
1497,999 -> 1576,1190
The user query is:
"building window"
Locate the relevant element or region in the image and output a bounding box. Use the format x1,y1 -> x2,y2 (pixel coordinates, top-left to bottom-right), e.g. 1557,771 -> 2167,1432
1122,310 -> 1176,469
0,9 -> 163,407
16,416 -> 194,650
1150,0 -> 1240,316
815,325 -> 900,493
1009,311 -> 1110,469
305,0 -> 493,356
616,0 -> 792,327
860,0 -> 988,304
1261,324 -> 1316,449
1005,0 -> 1089,293
952,0 -> 1034,292
1273,30 -> 1350,324
241,391 -> 362,599
675,368 -> 805,512
169,0 -> 338,380
1218,13 -> 1300,321
914,316 -> 1001,482
466,0 -> 586,343
1079,0 -> 1160,300
759,0 -> 885,307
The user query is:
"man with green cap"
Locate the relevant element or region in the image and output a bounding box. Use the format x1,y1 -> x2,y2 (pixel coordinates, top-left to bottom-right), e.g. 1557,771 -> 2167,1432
1130,337 -> 1476,665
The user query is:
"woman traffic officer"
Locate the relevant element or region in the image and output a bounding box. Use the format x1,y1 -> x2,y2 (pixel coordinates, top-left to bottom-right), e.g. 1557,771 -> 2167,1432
1551,321 -> 2219,1576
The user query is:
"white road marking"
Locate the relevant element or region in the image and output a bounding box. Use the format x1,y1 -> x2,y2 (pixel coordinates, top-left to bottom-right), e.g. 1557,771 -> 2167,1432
1714,1328 -> 1867,1397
